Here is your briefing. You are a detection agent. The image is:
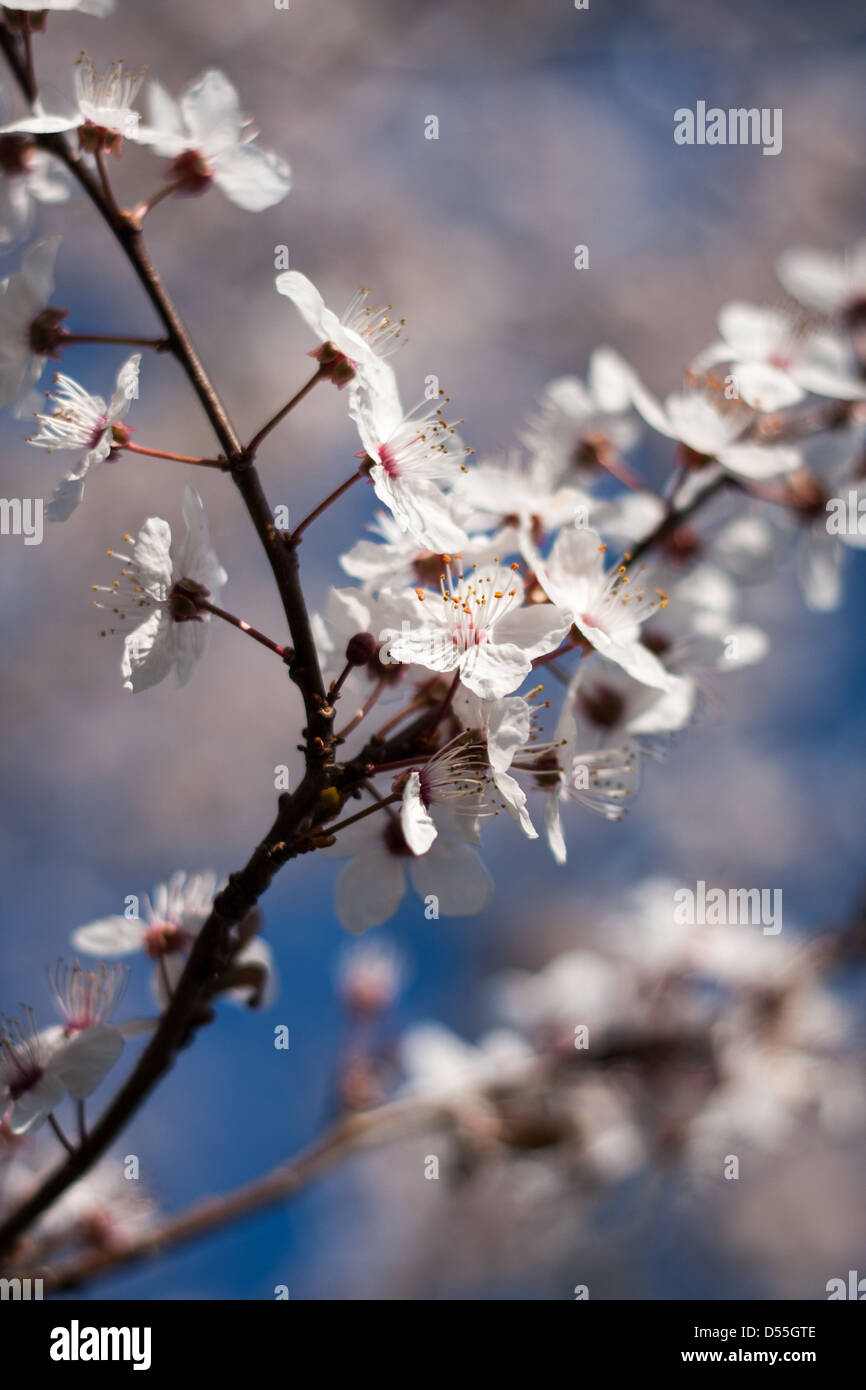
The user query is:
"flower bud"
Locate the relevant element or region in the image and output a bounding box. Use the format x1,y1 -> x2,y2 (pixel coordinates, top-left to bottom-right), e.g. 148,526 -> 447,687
345,631 -> 378,667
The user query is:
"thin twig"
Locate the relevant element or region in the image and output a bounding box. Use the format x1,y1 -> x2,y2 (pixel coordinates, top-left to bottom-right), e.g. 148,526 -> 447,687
289,470 -> 362,544
48,1116 -> 74,1157
64,332 -> 171,351
246,366 -> 326,457
123,442 -> 227,468
197,599 -> 293,662
25,1096 -> 457,1293
319,794 -> 401,838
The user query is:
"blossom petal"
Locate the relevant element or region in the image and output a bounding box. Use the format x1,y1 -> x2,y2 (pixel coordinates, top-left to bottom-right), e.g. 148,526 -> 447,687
121,612 -> 175,693
409,837 -> 493,915
492,602 -> 571,662
71,915 -> 147,956
400,770 -> 438,855
214,144 -> 291,211
8,1072 -> 66,1134
334,850 -> 406,932
54,1026 -> 124,1099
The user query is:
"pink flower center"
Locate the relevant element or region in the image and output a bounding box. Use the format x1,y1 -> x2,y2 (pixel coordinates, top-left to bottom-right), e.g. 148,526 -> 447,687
87,415 -> 109,450
452,619 -> 488,650
378,441 -> 401,478
169,149 -> 214,195
7,1058 -> 42,1101
142,923 -> 192,958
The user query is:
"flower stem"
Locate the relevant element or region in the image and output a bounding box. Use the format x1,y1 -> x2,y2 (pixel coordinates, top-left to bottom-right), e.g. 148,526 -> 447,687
289,470 -> 362,544
48,1114 -> 74,1156
21,26 -> 36,102
334,674 -> 389,741
328,661 -> 354,700
246,366 -> 327,456
128,180 -> 184,226
196,598 -> 293,662
364,754 -> 432,775
64,332 -> 171,352
157,956 -> 174,1008
94,147 -> 123,222
532,639 -> 578,670
324,794 -> 401,838
77,1099 -> 87,1146
123,441 -> 227,469
424,669 -> 461,733
596,444 -> 647,493
369,686 -> 435,742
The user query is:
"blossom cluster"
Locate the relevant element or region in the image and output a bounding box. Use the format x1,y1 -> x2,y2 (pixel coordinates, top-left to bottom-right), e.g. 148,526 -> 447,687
1,12 -> 864,944
0,0 -> 863,1273
330,878 -> 861,1239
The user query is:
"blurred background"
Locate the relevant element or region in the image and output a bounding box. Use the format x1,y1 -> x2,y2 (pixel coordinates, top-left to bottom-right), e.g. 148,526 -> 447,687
0,0 -> 865,1299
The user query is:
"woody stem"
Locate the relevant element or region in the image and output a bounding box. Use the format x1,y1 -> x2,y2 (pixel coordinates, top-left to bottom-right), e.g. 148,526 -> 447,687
322,795 -> 401,838
48,1115 -> 74,1156
64,333 -> 171,351
195,599 -> 294,662
122,442 -> 227,468
129,180 -> 185,224
424,670 -> 461,733
334,674 -> 389,741
246,366 -> 327,456
289,470 -> 362,544
532,639 -> 579,669
94,148 -> 123,221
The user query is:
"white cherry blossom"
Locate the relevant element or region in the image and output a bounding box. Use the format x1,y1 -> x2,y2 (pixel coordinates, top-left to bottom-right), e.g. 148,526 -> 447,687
525,524 -> 678,691
1,58 -> 145,150
544,680 -> 640,862
27,353 -> 140,520
451,451 -> 592,549
137,70 -> 291,212
340,507 -> 504,593
92,486 -> 226,693
398,736 -> 489,855
628,372 -> 802,479
275,270 -> 405,405
350,374 -> 471,552
0,135 -> 72,248
522,348 -> 639,486
323,813 -> 492,932
695,301 -> 866,409
0,1004 -> 123,1135
0,234 -> 61,414
385,559 -> 571,700
453,688 -> 541,838
71,870 -> 276,1008
776,237 -> 866,316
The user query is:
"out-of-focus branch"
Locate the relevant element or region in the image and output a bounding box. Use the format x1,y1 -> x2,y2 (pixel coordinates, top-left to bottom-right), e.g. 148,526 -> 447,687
23,1096 -> 459,1293
17,1027 -> 720,1293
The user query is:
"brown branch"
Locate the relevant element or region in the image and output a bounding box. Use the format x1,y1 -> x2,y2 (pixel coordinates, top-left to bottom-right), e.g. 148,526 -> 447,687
245,366 -> 326,457
621,471 -> 731,568
0,29 -> 336,1256
23,1096 -> 456,1294
16,1027 -> 714,1294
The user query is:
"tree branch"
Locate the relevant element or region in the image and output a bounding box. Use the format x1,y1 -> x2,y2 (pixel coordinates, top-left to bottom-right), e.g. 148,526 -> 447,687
22,1096 -> 457,1293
